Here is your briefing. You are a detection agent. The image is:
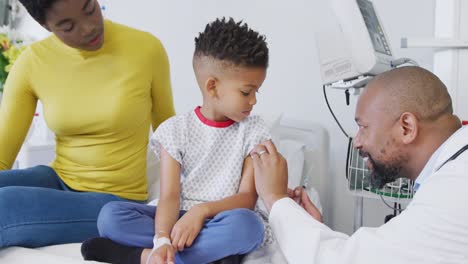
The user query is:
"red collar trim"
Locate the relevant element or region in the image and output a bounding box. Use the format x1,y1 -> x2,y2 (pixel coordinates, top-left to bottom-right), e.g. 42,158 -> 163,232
194,106 -> 235,128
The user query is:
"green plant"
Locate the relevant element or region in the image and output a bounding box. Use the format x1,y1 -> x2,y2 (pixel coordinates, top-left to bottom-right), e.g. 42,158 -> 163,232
0,33 -> 25,93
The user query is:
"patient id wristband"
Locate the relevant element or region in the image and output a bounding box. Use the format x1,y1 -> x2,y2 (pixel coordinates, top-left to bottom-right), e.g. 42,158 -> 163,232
152,236 -> 171,250
146,235 -> 171,264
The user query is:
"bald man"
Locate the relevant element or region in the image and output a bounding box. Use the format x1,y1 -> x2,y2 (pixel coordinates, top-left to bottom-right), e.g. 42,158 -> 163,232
250,66 -> 468,264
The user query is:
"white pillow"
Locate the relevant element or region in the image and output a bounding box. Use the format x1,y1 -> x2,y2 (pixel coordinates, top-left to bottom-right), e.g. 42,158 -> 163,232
146,147 -> 160,202
258,112 -> 283,145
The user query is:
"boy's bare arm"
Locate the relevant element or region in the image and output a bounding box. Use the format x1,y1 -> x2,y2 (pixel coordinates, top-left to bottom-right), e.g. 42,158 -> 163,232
196,156 -> 258,218
155,147 -> 181,238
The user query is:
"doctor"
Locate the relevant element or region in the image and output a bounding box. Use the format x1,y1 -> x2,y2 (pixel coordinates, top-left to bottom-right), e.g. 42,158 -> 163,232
251,66 -> 468,264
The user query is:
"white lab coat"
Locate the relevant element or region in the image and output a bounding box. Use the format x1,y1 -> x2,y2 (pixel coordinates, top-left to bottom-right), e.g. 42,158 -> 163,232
269,127 -> 468,264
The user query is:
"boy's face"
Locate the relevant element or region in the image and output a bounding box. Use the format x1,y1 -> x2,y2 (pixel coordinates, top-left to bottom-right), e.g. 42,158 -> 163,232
214,66 -> 267,122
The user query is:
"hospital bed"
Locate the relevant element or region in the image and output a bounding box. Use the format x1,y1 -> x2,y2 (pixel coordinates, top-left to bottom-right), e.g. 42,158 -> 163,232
0,116 -> 329,264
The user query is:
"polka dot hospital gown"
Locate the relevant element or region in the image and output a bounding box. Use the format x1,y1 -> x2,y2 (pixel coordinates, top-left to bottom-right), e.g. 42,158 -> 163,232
151,107 -> 275,246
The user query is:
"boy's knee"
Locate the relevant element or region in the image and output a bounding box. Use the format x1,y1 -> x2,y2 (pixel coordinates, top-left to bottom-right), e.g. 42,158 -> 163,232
97,201 -> 126,237
225,209 -> 264,246
229,209 -> 263,229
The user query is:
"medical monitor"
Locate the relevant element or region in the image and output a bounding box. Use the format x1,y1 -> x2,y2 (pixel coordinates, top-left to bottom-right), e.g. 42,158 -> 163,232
317,0 -> 394,85
0,0 -> 9,26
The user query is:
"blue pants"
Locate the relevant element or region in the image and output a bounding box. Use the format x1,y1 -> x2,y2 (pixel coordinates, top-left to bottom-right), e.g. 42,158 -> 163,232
0,165 -> 131,248
98,201 -> 264,264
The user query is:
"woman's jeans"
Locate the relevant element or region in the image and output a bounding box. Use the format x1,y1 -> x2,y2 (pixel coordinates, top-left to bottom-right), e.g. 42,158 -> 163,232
0,165 -> 131,248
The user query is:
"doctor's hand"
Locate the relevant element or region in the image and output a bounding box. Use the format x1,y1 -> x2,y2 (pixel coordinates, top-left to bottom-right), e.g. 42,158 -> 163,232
170,204 -> 206,251
250,140 -> 288,212
288,187 -> 323,222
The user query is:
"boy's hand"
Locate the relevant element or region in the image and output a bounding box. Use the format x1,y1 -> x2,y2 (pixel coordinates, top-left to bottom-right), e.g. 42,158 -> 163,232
171,204 -> 207,251
148,244 -> 175,264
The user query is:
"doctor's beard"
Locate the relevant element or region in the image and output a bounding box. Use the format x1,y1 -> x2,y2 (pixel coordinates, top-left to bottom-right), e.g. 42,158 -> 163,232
360,151 -> 404,189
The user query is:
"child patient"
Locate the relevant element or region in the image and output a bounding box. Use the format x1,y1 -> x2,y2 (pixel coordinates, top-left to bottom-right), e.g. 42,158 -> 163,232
81,17 -> 272,264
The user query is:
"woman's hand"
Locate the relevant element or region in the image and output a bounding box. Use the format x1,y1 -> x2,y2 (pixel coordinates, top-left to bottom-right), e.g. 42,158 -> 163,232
170,204 -> 207,251
147,244 -> 175,264
250,140 -> 289,211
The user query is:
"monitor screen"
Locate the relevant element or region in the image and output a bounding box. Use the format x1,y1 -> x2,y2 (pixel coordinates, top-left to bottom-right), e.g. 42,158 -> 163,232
357,0 -> 392,56
0,0 -> 9,26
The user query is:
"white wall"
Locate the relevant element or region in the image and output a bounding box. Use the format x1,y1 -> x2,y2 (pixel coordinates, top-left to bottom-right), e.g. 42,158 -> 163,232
18,0 -> 436,234
433,0 -> 468,120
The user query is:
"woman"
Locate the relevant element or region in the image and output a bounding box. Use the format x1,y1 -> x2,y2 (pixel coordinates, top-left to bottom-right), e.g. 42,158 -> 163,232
0,0 -> 175,248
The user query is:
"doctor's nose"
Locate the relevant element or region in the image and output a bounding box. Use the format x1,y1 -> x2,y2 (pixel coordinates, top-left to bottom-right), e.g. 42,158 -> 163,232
353,132 -> 362,149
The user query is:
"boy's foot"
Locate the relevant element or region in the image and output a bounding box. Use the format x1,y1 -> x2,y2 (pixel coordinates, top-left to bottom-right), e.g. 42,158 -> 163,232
81,237 -> 143,264
211,254 -> 245,264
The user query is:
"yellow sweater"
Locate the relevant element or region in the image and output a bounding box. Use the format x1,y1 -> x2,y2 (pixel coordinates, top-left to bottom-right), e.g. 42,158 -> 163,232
0,20 -> 175,200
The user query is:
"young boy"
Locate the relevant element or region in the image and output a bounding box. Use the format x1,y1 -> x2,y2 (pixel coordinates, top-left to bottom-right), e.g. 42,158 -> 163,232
81,17 -> 272,264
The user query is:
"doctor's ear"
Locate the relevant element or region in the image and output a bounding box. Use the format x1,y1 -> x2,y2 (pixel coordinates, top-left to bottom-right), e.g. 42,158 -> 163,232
205,77 -> 218,98
398,112 -> 418,144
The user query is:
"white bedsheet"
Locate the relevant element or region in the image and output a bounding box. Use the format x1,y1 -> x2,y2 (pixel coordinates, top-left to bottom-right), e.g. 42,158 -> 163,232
0,240 -> 286,264
0,241 -> 282,264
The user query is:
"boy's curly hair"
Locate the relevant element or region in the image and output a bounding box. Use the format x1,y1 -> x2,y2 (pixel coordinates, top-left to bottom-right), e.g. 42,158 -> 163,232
18,0 -> 57,25
194,17 -> 269,68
